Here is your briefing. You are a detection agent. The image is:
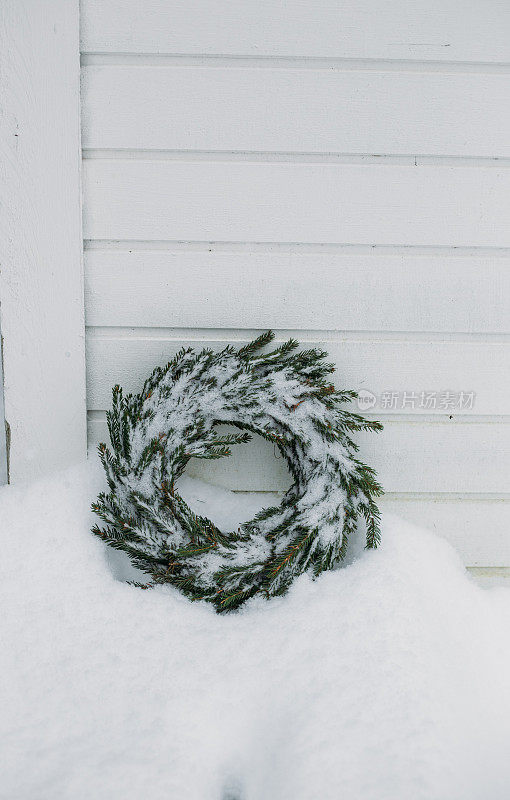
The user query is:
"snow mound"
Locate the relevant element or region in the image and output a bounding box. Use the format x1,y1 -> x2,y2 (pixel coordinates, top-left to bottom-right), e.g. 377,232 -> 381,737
1,457 -> 510,800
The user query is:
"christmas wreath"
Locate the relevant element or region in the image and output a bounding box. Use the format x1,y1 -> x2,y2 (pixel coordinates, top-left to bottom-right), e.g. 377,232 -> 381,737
92,331 -> 383,611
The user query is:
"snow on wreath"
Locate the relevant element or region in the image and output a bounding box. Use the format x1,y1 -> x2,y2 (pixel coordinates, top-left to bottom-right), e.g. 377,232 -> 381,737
92,331 -> 383,612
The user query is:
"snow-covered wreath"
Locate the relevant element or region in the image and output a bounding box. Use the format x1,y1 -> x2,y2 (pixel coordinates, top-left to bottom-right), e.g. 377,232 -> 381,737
92,332 -> 383,611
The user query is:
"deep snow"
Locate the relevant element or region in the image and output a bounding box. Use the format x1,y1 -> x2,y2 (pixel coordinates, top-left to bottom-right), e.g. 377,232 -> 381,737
1,457 -> 510,800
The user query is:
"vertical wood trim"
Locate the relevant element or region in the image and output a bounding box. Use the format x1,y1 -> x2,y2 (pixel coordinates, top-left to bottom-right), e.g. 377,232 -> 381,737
0,0 -> 86,482
0,316 -> 8,485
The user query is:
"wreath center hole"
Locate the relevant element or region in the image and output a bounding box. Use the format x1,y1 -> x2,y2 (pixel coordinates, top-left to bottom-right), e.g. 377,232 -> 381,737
178,424 -> 292,532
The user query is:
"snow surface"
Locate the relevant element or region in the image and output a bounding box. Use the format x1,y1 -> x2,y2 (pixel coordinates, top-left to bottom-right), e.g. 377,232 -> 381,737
2,457 -> 510,800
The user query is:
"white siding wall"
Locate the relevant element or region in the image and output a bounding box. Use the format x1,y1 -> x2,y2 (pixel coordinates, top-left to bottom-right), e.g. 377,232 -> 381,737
80,1 -> 510,579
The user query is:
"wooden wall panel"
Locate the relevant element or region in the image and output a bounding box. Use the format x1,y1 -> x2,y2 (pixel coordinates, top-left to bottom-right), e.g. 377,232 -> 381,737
84,248 -> 510,333
379,498 -> 510,567
80,0 -> 510,571
87,410 -> 510,495
82,160 -> 510,247
82,66 -> 510,157
80,0 -> 510,63
88,409 -> 510,568
85,331 -> 509,417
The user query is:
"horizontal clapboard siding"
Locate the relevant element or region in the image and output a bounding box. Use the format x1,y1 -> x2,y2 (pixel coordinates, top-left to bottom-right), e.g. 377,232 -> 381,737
86,331 -> 510,495
80,0 -> 510,575
87,408 -> 510,495
88,411 -> 510,567
81,66 -> 510,157
84,248 -> 510,333
82,160 -> 510,246
379,499 -> 510,568
80,0 -> 510,63
85,331 -> 510,417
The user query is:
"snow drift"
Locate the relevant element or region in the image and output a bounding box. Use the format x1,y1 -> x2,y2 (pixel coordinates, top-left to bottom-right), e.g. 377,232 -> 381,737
1,457 -> 510,800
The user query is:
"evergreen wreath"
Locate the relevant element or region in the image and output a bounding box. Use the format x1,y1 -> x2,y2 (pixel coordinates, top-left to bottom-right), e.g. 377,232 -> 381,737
92,331 -> 383,612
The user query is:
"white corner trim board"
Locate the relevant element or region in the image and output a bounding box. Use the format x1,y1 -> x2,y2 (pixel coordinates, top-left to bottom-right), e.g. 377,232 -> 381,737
0,1 -> 86,482
0,314 -> 8,486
